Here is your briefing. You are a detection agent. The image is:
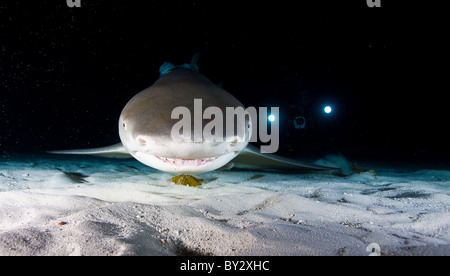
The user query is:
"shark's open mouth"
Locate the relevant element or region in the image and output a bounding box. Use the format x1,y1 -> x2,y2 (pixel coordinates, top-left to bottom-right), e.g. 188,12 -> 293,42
155,156 -> 218,167
133,150 -> 239,173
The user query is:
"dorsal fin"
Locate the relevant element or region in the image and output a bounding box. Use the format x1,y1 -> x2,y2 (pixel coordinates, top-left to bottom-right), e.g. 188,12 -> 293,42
190,52 -> 200,70
159,53 -> 200,77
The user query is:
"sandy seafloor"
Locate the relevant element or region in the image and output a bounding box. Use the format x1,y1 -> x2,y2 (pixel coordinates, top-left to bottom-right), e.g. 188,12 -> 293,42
0,154 -> 449,256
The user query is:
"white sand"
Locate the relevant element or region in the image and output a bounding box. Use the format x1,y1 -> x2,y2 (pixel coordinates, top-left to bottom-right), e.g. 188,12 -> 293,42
0,155 -> 449,256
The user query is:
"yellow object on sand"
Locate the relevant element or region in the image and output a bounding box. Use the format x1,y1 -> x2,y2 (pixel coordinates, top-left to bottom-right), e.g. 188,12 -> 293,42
170,175 -> 204,187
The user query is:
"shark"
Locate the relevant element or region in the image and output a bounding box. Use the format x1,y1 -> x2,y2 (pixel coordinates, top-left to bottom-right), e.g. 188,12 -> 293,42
49,54 -> 336,174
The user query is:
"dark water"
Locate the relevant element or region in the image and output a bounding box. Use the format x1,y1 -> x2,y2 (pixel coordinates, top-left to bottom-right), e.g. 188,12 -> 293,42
0,1 -> 448,166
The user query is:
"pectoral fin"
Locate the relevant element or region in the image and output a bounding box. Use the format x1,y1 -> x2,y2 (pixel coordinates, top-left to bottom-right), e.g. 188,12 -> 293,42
231,144 -> 338,171
48,143 -> 131,159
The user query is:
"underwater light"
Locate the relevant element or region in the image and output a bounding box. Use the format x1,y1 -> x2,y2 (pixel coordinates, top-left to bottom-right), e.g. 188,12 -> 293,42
268,114 -> 276,122
324,106 -> 332,114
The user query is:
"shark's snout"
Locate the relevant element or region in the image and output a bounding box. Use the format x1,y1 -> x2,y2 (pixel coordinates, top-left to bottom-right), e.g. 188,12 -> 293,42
131,133 -> 245,159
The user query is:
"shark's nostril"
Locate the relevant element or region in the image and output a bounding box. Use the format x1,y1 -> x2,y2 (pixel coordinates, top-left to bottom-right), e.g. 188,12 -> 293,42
138,138 -> 147,146
230,139 -> 238,146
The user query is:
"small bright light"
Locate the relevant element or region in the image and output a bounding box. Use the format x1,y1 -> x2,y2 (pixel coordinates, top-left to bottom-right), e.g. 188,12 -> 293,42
268,114 -> 276,122
324,106 -> 332,114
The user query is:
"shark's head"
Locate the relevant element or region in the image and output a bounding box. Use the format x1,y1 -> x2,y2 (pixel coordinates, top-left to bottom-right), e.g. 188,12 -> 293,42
119,68 -> 250,174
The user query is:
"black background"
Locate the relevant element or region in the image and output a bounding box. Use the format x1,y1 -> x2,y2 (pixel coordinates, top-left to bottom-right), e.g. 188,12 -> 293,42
0,1 -> 447,164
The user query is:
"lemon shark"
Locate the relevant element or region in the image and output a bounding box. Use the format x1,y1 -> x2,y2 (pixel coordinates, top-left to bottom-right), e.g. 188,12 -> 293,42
49,54 -> 336,174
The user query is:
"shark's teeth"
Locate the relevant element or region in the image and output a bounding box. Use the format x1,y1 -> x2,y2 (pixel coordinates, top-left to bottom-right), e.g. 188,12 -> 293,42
155,156 -> 218,167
